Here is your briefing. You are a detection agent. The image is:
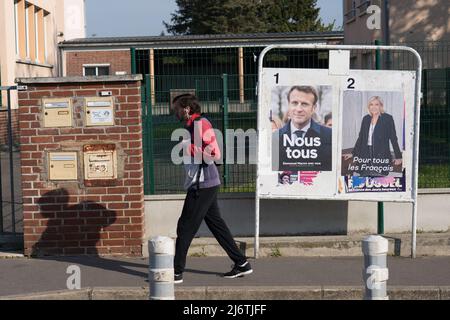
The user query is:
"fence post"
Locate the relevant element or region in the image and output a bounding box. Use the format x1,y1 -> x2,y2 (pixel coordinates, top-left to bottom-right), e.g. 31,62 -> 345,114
222,73 -> 229,187
130,48 -> 136,74
6,89 -> 15,234
375,39 -> 385,235
0,92 -> 3,233
145,74 -> 155,195
148,236 -> 175,300
362,235 -> 389,300
447,67 -> 450,184
142,76 -> 149,195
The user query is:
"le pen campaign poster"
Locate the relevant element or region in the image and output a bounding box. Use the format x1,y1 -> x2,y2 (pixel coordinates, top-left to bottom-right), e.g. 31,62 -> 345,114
340,90 -> 406,193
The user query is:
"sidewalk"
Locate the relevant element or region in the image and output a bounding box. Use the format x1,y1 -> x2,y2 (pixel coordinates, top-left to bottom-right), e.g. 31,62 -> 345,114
1,255 -> 449,299
182,232 -> 450,258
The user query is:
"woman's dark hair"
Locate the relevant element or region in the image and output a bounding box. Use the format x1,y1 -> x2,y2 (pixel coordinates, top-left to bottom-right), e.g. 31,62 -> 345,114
172,94 -> 202,114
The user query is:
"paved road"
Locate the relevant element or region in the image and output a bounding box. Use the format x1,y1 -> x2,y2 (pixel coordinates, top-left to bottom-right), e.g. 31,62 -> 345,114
0,256 -> 449,297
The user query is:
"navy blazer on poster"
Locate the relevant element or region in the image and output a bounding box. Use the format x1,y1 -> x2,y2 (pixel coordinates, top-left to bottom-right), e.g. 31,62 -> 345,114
273,119 -> 332,171
352,113 -> 402,161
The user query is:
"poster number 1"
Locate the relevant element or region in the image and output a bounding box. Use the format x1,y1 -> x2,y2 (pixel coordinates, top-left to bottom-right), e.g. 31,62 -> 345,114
274,73 -> 279,84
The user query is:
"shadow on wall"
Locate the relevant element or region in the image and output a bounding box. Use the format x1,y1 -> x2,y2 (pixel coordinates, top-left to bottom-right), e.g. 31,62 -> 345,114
32,188 -> 116,256
31,189 -> 148,279
31,188 -> 149,279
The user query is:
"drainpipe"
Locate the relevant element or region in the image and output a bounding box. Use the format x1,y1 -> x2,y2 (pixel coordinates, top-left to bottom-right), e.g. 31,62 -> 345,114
57,46 -> 63,77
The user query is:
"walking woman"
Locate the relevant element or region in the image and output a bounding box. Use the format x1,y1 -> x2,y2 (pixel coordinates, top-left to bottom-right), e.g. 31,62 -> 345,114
171,94 -> 252,284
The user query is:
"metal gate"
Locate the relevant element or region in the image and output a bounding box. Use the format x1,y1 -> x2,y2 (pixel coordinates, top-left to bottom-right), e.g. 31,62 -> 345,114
0,86 -> 23,251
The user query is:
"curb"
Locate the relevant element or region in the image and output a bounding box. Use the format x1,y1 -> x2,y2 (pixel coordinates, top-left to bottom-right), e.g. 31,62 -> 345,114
183,233 -> 450,258
0,251 -> 25,259
1,286 -> 449,300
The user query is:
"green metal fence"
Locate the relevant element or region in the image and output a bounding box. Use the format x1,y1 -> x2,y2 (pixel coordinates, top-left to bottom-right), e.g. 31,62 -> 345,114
419,66 -> 450,188
142,73 -> 258,194
136,41 -> 450,194
405,42 -> 449,188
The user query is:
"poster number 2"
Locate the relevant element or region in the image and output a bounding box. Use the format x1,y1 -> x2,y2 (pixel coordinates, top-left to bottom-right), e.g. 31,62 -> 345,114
347,78 -> 356,89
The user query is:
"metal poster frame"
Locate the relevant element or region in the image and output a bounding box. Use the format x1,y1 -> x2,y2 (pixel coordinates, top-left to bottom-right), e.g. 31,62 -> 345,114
255,44 -> 422,259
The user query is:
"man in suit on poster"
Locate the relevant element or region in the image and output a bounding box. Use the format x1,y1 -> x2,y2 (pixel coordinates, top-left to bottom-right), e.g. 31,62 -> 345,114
273,85 -> 332,172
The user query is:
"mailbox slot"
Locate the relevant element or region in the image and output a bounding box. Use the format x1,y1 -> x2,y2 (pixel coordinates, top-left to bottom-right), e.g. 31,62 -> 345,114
85,97 -> 115,126
48,152 -> 78,180
83,144 -> 117,180
42,98 -> 73,127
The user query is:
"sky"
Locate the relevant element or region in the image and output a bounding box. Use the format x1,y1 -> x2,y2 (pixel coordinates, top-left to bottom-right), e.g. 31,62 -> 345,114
86,0 -> 343,38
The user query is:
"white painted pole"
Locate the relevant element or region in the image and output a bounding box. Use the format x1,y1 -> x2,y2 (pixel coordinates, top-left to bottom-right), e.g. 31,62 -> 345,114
148,236 -> 175,300
255,195 -> 260,259
411,57 -> 422,259
362,235 -> 389,300
412,201 -> 418,258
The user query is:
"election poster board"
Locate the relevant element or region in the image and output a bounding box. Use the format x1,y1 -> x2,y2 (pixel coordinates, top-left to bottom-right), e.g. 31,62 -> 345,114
257,68 -> 416,202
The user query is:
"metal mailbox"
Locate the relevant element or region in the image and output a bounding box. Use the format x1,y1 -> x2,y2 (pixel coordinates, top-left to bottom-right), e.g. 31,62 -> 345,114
83,144 -> 117,180
84,97 -> 115,127
48,152 -> 78,180
42,98 -> 73,128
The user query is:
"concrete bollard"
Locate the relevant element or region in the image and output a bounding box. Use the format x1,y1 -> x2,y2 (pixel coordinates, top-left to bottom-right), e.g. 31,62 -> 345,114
148,236 -> 175,300
362,235 -> 389,300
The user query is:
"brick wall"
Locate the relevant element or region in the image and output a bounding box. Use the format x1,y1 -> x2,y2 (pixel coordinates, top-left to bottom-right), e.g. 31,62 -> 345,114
17,76 -> 144,257
0,109 -> 19,147
66,50 -> 131,76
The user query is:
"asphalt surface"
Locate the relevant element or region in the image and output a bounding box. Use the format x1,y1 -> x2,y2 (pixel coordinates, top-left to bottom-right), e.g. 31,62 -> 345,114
0,255 -> 449,297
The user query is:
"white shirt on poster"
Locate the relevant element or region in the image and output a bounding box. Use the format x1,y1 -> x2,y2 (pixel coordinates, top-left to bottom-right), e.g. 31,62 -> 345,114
291,120 -> 311,141
368,122 -> 376,146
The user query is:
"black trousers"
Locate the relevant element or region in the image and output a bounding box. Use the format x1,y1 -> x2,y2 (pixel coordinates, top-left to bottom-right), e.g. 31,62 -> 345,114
174,186 -> 247,274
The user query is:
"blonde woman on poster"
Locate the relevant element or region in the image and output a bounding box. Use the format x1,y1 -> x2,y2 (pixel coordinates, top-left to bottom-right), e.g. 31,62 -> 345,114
343,96 -> 402,177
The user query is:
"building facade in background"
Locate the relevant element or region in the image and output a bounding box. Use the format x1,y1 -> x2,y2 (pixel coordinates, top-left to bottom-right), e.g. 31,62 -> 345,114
343,0 -> 449,68
0,0 -> 86,107
0,0 -> 85,144
60,32 -> 344,78
344,0 -> 449,44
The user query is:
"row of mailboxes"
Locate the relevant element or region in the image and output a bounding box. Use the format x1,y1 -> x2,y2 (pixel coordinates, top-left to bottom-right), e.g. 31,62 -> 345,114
48,145 -> 117,181
43,97 -> 115,128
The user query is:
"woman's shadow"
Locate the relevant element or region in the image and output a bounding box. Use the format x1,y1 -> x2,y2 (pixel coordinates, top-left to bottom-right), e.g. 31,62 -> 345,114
32,188 -> 147,279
